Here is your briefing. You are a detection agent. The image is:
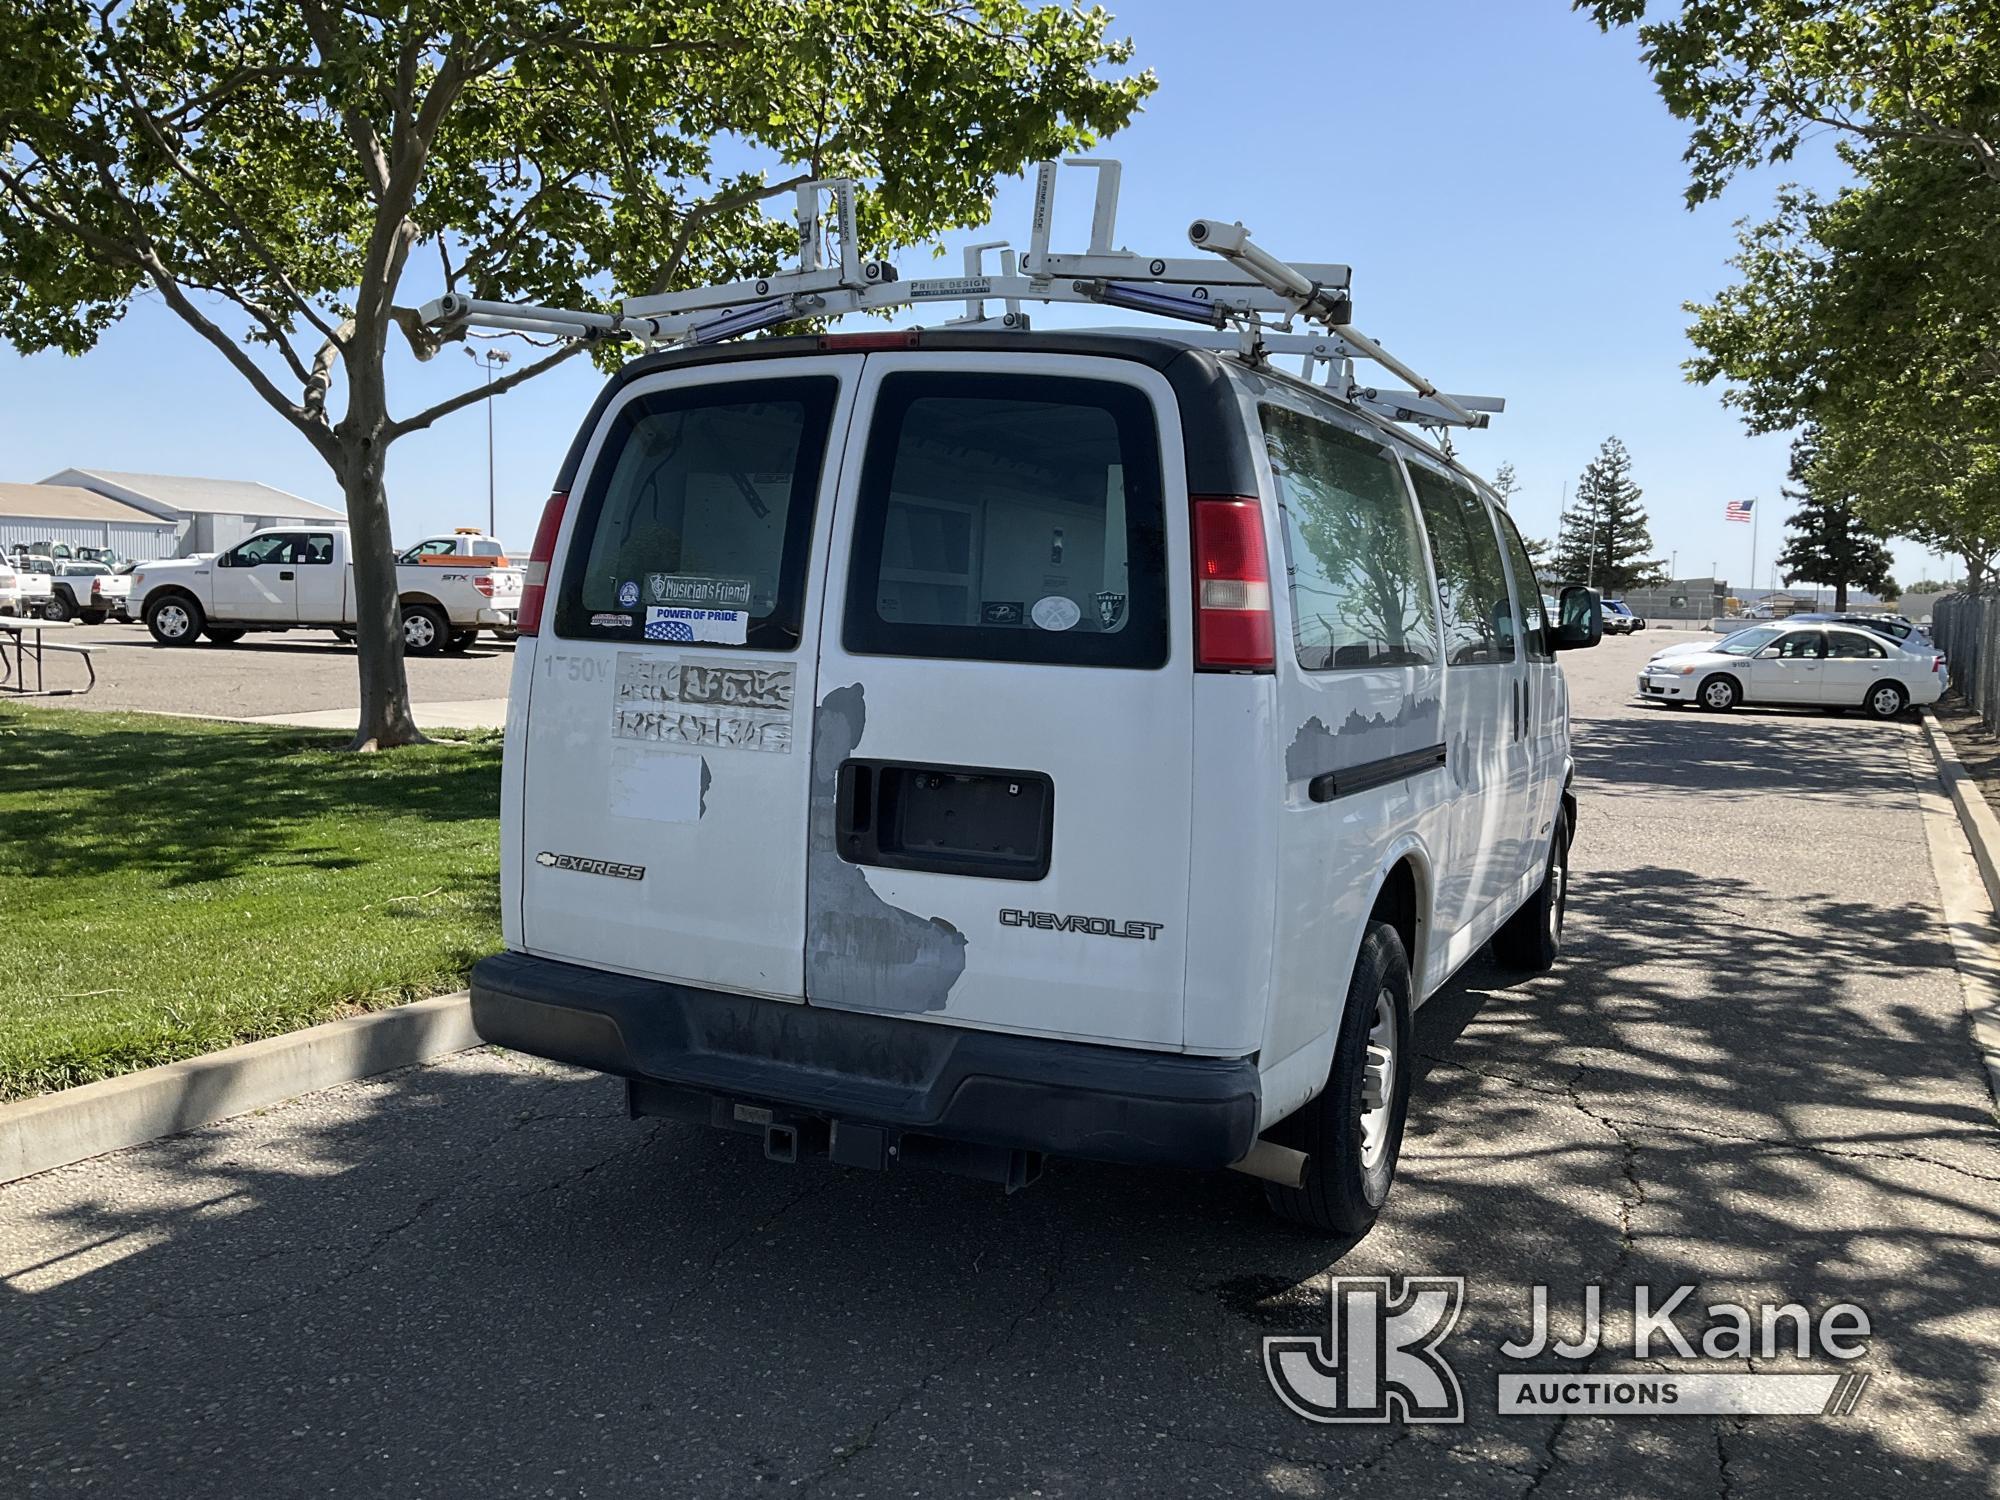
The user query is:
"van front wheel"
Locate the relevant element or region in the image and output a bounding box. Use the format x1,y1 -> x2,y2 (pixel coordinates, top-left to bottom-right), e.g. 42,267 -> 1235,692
1261,921 -> 1413,1239
1492,816 -> 1570,973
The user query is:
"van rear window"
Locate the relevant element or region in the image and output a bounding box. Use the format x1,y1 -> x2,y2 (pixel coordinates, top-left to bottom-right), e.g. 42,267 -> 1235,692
842,372 -> 1169,669
554,377 -> 838,649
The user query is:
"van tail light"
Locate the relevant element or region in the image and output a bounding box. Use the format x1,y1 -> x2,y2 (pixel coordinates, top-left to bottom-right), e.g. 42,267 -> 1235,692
1191,496 -> 1275,672
517,490 -> 568,636
471,574 -> 495,598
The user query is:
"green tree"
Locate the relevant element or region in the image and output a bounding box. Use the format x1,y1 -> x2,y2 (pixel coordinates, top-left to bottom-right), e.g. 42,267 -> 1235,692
0,0 -> 1151,747
1774,430 -> 1898,609
1552,437 -> 1662,593
1577,0 -> 2000,204
1685,140 -> 2000,586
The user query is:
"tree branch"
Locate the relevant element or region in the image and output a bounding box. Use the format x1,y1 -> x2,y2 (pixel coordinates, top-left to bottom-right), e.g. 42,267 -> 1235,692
387,338 -> 585,439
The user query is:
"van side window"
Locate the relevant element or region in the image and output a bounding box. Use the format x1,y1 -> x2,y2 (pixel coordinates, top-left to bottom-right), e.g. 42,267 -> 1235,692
1409,467 -> 1516,665
843,372 -> 1169,669
554,378 -> 839,649
1261,405 -> 1438,672
1492,508 -> 1552,659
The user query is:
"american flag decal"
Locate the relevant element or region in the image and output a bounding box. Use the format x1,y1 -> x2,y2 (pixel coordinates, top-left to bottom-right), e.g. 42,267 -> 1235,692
644,617 -> 696,642
1725,498 -> 1755,523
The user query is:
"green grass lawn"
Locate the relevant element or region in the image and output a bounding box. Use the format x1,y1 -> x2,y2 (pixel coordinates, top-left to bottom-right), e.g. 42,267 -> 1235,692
0,706 -> 502,1099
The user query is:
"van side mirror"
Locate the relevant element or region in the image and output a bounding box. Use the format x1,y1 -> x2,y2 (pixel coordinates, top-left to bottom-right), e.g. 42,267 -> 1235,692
1552,585 -> 1601,651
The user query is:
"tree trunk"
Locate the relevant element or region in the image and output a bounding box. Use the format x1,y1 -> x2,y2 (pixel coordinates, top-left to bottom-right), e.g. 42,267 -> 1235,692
336,380 -> 422,750
1834,579 -> 1848,610
1966,553 -> 1987,596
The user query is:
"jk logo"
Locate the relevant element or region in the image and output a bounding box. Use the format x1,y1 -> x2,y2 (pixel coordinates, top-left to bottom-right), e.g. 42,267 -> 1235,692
1264,1276 -> 1466,1424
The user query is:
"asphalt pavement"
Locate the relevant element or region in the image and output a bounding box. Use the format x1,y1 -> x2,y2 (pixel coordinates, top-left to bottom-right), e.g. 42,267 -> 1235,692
23,621 -> 514,722
4,631 -> 1997,1498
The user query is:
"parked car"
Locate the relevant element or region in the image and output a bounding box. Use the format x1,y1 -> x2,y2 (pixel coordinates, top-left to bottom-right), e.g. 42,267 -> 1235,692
130,526 -> 519,652
7,556 -> 55,618
466,327 -> 1604,1239
39,560 -> 113,624
1602,599 -> 1646,634
1785,611 -> 1933,649
394,530 -> 522,643
93,565 -> 138,623
1637,623 -> 1944,717
0,556 -> 20,617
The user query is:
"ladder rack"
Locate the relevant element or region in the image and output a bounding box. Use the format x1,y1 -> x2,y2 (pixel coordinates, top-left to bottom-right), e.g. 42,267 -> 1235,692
418,162 -> 1502,431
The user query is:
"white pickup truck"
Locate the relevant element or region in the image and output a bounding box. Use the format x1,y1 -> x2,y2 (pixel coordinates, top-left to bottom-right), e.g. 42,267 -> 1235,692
131,525 -> 520,652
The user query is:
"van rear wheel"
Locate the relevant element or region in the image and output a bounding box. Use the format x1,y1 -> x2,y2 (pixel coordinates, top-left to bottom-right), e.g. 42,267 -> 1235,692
1261,921 -> 1413,1238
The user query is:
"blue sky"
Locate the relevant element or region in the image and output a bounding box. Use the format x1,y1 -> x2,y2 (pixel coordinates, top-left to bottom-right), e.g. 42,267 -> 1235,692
0,1 -> 1952,589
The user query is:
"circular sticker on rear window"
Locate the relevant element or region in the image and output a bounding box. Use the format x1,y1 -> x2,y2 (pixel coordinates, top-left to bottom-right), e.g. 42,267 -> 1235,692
616,579 -> 640,608
1031,595 -> 1080,632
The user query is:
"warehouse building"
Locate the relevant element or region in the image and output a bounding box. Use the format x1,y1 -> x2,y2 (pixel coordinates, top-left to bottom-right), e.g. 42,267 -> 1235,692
0,481 -> 180,563
40,469 -> 346,555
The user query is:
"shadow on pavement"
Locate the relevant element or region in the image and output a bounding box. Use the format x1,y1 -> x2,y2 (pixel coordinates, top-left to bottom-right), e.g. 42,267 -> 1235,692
3,697 -> 1996,1497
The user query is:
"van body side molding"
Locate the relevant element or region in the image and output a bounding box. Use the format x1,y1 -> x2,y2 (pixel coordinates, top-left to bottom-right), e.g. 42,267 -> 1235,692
1306,742 -> 1449,804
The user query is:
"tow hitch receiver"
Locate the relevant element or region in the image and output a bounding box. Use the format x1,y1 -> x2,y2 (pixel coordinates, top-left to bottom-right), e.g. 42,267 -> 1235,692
626,1079 -> 1044,1192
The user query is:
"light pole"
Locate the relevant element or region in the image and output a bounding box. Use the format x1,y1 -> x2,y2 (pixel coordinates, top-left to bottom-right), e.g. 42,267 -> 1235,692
465,345 -> 511,536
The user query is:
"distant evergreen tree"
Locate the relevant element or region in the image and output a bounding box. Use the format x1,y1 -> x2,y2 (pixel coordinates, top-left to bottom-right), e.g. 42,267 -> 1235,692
1550,437 -> 1662,594
1775,429 -> 1899,610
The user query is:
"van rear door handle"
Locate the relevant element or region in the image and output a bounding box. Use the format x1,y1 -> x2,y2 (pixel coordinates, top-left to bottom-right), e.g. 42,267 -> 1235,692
279,570 -> 295,580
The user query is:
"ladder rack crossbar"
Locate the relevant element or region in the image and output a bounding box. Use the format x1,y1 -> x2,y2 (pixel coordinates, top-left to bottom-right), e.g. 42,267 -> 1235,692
418,159 -> 1501,435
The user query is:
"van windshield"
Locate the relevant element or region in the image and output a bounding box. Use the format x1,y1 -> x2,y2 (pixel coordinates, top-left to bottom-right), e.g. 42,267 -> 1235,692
842,372 -> 1168,668
554,377 -> 839,649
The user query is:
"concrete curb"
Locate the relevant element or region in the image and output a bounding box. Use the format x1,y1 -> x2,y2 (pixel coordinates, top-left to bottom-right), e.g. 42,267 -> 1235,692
0,993 -> 478,1186
1921,710 -> 2000,914
1916,710 -> 2000,1113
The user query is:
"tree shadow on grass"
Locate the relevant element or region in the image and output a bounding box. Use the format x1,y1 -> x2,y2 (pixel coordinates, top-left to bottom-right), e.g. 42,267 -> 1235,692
0,711 -> 500,887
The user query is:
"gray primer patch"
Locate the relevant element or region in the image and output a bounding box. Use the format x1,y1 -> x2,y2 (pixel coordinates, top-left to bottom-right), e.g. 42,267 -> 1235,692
805,684 -> 968,1012
1285,695 -> 1443,785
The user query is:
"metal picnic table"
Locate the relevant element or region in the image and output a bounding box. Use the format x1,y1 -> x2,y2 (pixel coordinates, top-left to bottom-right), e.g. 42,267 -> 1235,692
0,616 -> 96,697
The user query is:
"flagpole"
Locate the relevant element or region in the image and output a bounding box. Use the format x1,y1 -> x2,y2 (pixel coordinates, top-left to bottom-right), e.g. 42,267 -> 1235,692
1749,498 -> 1758,599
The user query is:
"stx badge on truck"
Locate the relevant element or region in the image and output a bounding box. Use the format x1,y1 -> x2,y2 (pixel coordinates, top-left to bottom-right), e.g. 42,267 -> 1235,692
999,908 -> 1164,941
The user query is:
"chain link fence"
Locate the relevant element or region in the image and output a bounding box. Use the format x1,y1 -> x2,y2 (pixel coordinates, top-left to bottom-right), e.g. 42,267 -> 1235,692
1930,593 -> 1996,731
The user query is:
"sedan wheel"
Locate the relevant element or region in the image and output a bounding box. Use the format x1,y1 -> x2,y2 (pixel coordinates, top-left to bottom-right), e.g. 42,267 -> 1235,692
1867,683 -> 1908,719
1700,675 -> 1739,711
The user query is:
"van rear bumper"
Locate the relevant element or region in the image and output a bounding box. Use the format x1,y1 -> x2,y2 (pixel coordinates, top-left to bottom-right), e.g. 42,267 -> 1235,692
471,951 -> 1261,1171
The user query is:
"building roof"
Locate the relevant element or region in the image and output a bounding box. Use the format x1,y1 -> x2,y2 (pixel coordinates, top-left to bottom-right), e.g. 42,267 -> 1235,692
0,481 -> 176,526
41,469 -> 346,522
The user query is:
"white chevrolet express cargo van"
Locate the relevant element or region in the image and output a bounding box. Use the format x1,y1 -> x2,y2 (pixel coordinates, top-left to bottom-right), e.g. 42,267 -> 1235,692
473,328 -> 1600,1235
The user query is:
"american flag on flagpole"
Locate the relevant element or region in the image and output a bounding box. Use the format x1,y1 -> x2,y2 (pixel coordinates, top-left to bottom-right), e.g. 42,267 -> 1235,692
1725,498 -> 1755,523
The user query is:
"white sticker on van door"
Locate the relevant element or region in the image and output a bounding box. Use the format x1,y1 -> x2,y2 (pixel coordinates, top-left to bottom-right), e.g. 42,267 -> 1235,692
612,653 -> 793,753
1031,595 -> 1080,631
644,605 -> 748,644
607,745 -> 707,823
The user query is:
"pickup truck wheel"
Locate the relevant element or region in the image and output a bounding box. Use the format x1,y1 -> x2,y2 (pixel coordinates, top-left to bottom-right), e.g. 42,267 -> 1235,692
401,603 -> 447,655
41,590 -> 71,623
444,628 -> 478,653
204,627 -> 247,645
1261,920 -> 1413,1239
146,594 -> 204,646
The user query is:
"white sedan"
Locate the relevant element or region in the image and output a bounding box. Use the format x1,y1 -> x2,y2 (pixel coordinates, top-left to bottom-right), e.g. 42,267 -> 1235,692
1637,623 -> 1946,719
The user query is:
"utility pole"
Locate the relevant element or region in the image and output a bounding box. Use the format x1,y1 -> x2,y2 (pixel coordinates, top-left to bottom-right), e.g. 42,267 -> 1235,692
465,345 -> 512,536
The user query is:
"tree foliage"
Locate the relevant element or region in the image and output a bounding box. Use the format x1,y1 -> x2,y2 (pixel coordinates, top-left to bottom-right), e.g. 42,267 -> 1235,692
1576,0 -> 2000,203
1774,428 -> 1898,609
0,0 -> 1152,745
1552,437 -> 1663,593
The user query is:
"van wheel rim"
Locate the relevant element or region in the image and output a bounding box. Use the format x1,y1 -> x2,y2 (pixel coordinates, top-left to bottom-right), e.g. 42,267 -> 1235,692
156,605 -> 188,637
405,615 -> 436,648
1358,989 -> 1398,1170
1548,849 -> 1566,945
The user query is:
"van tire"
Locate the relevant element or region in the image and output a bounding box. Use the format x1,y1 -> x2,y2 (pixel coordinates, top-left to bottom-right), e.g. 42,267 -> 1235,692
1262,921 -> 1413,1238
146,593 -> 204,646
402,603 -> 447,655
1492,815 -> 1570,973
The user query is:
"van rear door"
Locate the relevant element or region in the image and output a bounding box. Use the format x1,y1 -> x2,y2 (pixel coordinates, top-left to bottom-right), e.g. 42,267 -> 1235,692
807,354 -> 1194,1049
517,356 -> 862,999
